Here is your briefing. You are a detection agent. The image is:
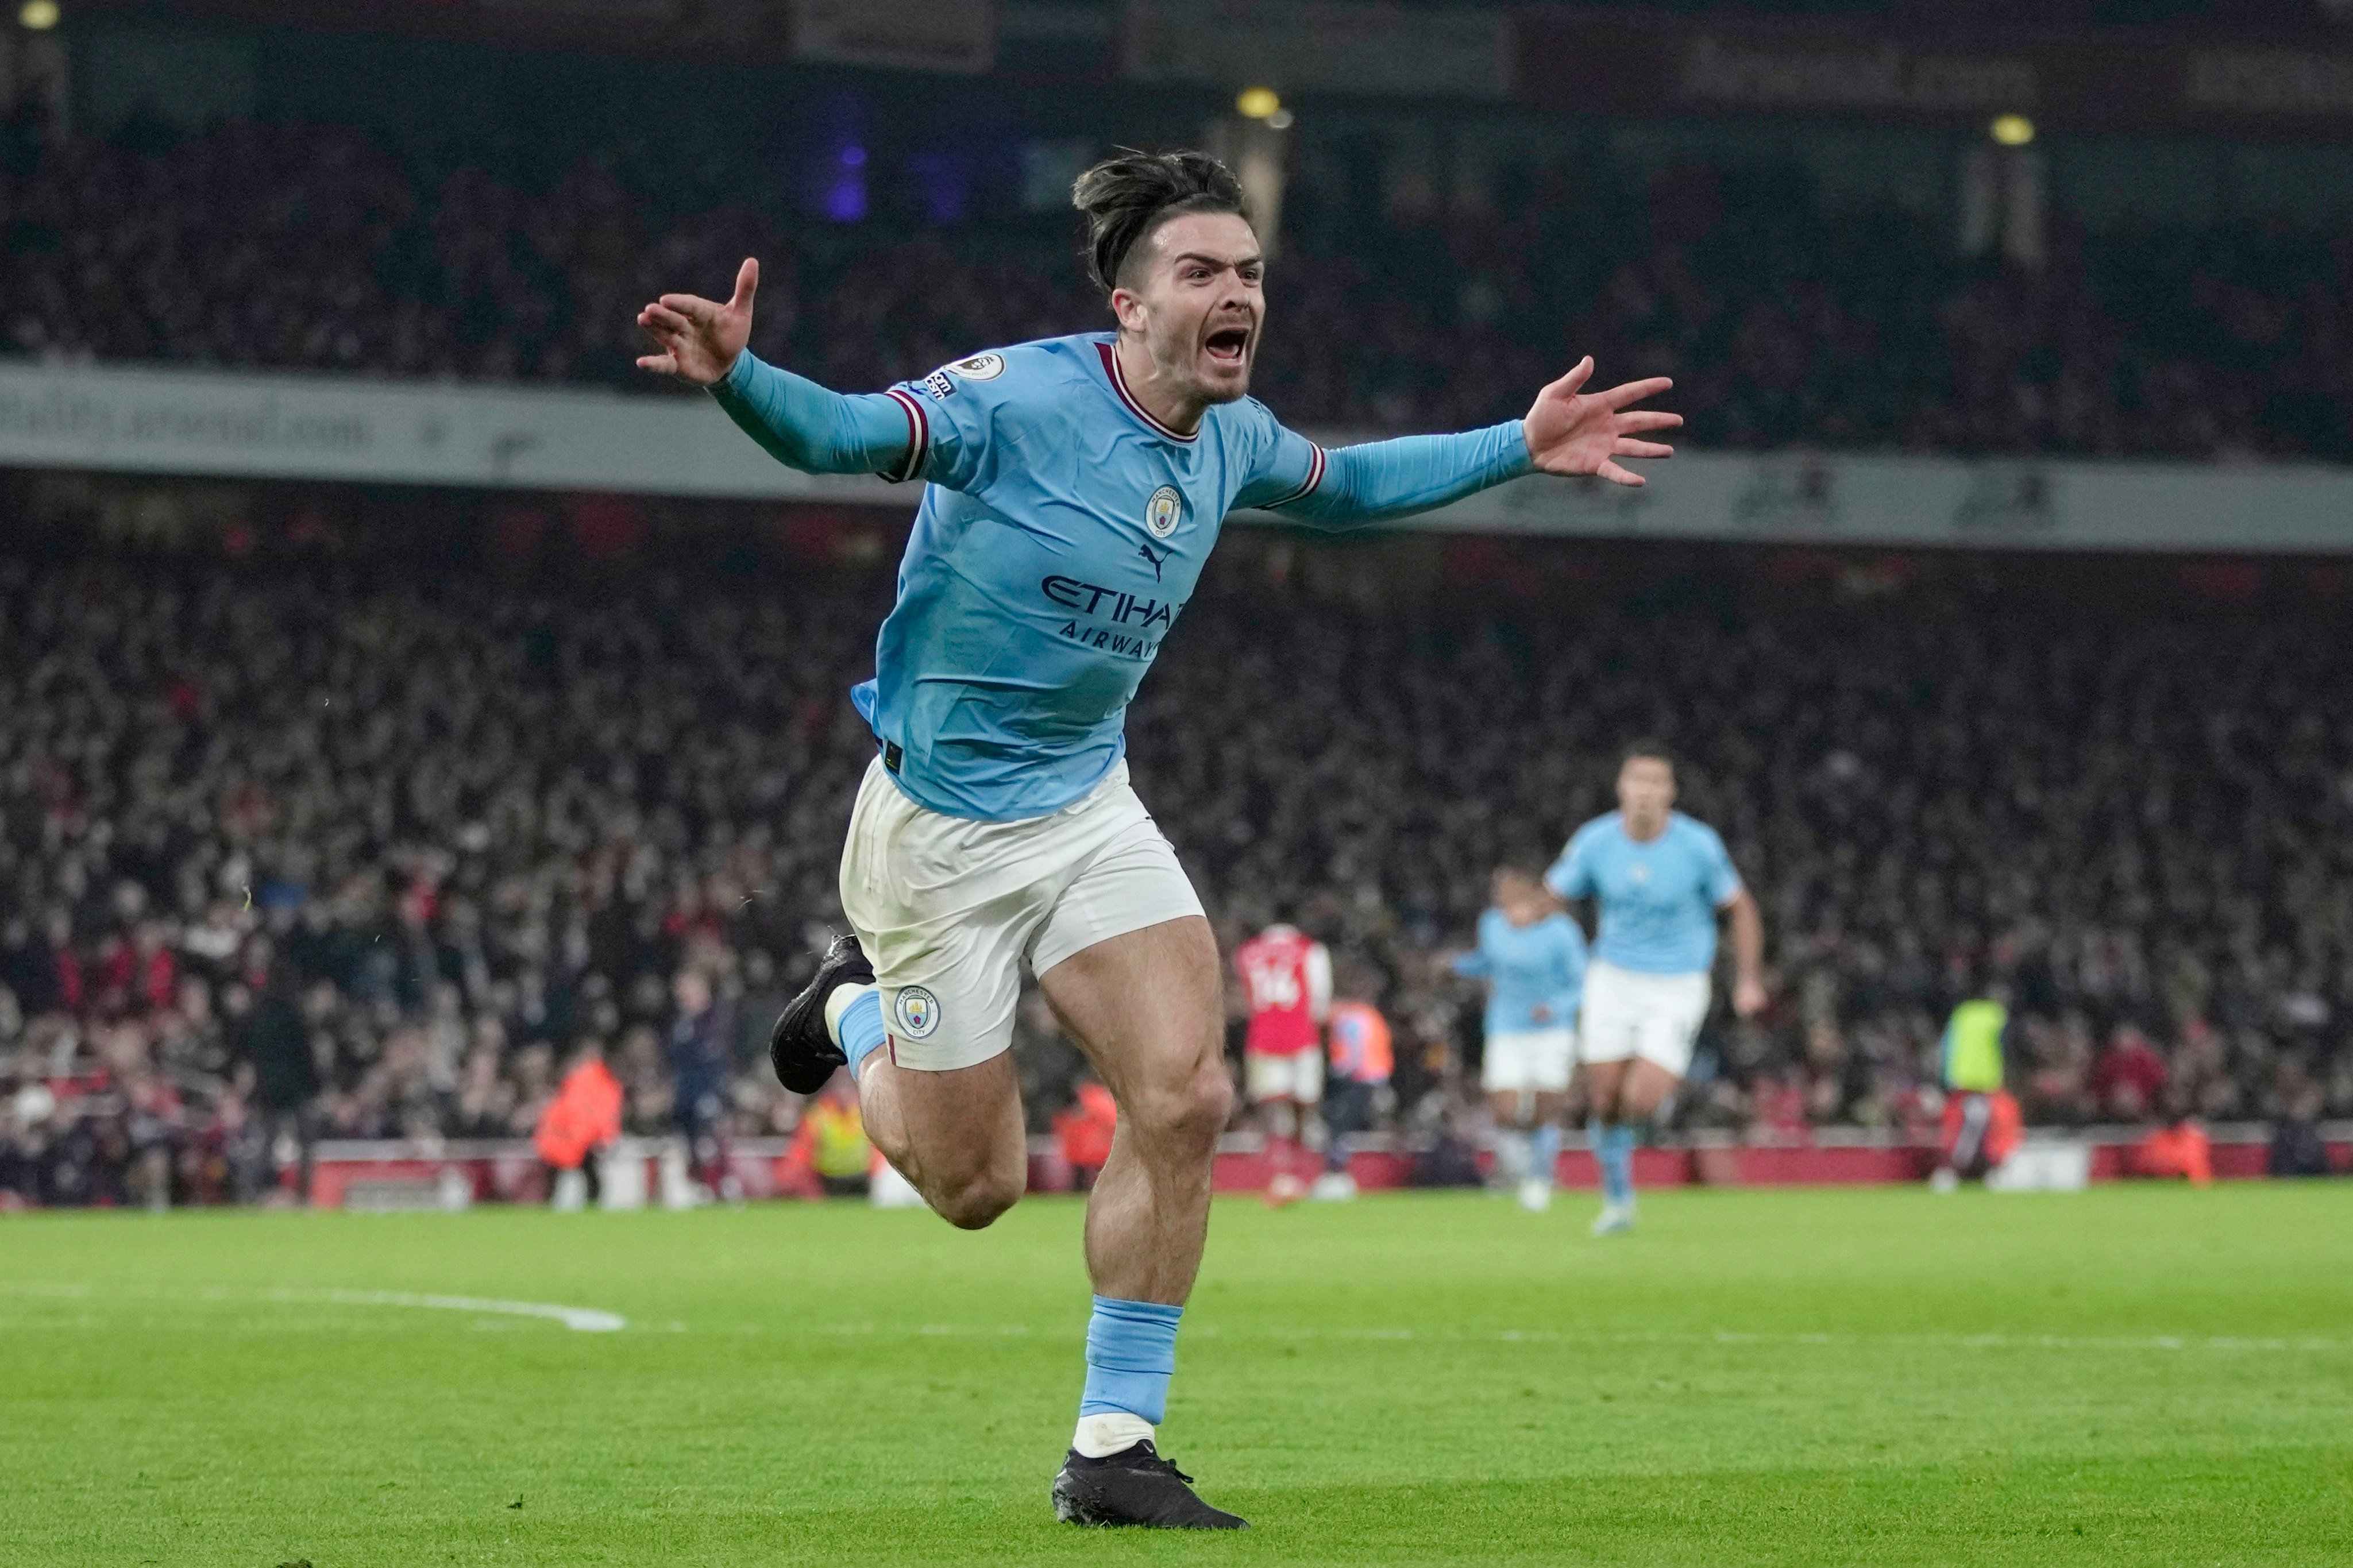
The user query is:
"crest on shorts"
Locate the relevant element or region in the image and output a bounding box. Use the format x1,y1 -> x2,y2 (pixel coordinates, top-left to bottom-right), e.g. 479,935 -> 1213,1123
944,352 -> 1005,381
894,986 -> 942,1039
1145,485 -> 1183,539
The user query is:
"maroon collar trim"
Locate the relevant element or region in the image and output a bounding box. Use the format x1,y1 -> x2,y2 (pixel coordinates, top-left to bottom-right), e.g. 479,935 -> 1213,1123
1095,339 -> 1198,443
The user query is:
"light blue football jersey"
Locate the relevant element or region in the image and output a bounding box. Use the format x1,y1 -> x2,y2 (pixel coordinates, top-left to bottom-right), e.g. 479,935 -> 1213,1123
1546,812 -> 1742,976
853,333 -> 1322,820
1452,908 -> 1587,1037
709,331 -> 1530,821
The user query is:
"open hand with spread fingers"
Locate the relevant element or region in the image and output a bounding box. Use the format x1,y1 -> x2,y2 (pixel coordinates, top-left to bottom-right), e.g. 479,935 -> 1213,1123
636,257 -> 758,386
1522,358 -> 1681,487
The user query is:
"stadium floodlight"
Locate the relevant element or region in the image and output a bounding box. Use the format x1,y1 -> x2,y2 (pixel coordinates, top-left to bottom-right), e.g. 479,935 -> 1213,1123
1235,86 -> 1281,121
1990,114 -> 2035,148
18,0 -> 59,28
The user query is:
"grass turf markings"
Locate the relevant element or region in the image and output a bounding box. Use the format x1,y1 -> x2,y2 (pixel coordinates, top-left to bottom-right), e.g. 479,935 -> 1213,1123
3,1184 -> 2350,1566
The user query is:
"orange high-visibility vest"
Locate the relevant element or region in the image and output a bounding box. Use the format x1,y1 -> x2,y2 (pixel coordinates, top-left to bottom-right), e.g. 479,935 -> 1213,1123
1326,1001 -> 1392,1084
534,1060 -> 622,1168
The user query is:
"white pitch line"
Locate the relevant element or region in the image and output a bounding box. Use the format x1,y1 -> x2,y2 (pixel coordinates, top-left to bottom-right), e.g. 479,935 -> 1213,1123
812,1321 -> 2351,1354
0,1281 -> 626,1333
287,1289 -> 627,1333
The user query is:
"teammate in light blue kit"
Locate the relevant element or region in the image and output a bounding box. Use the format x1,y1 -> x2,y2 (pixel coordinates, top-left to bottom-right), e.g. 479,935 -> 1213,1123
1549,741 -> 1765,1235
635,150 -> 1681,1528
1450,866 -> 1587,1212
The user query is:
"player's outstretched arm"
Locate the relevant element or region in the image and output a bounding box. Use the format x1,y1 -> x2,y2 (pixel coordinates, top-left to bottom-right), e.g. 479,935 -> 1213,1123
1249,360 -> 1677,530
1268,422 -> 1532,531
636,258 -> 916,479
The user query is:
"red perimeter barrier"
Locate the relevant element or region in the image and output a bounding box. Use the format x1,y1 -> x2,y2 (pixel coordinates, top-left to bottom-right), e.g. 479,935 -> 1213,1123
1198,1132 -> 2343,1196
271,1127 -> 2351,1208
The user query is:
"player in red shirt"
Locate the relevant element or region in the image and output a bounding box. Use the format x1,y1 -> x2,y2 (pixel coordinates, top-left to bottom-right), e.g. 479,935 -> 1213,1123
1233,921 -> 1332,1172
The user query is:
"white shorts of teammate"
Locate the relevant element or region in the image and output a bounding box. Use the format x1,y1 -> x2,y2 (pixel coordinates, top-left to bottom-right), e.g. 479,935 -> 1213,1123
1480,1028 -> 1577,1095
1576,960 -> 1711,1079
1244,1049 -> 1324,1104
839,755 -> 1203,1072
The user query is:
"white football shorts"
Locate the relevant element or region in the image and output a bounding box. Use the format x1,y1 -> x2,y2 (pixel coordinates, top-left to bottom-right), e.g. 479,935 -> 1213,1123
838,755 -> 1203,1072
1576,959 -> 1711,1079
1245,1049 -> 1325,1104
1480,1027 -> 1576,1095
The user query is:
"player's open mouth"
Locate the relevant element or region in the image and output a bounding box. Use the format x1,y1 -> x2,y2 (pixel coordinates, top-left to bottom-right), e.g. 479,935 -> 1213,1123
1203,327 -> 1250,365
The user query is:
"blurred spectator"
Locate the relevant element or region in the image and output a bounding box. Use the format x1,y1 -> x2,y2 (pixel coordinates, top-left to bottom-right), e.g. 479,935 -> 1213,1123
2267,1069 -> 2332,1178
535,1040 -> 623,1207
1317,989 -> 1394,1201
790,1072 -> 872,1199
1053,1076 -> 1119,1192
231,937 -> 317,1203
2131,1111 -> 2215,1187
2091,1026 -> 2171,1123
1931,987 -> 2023,1190
668,968 -> 737,1200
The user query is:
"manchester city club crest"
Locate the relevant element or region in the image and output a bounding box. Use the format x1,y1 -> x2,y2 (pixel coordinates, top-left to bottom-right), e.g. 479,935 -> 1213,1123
894,986 -> 942,1039
1145,485 -> 1183,539
945,352 -> 1005,380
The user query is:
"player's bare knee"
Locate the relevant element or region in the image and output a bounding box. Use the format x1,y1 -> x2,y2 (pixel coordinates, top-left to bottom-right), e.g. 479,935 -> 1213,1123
936,1168 -> 1023,1230
1172,1060 -> 1234,1148
1122,1062 -> 1228,1153
865,1119 -> 909,1171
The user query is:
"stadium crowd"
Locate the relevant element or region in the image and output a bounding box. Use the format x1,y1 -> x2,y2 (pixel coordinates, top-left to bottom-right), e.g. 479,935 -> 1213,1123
2,539 -> 2348,1206
5,112 -> 2348,460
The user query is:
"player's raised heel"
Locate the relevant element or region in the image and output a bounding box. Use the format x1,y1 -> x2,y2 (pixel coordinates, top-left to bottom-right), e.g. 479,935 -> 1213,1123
1052,1441 -> 1247,1529
767,933 -> 875,1094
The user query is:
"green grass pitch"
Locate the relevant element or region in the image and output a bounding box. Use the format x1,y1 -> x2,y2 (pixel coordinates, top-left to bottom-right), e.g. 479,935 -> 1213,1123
5,1184 -> 2351,1566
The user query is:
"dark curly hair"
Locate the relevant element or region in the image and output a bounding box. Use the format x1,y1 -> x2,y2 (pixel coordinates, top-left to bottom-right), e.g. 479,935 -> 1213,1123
1071,148 -> 1251,296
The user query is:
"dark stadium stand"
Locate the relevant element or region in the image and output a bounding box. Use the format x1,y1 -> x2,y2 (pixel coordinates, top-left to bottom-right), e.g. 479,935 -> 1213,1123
2,534 -> 2348,1204
4,109 -> 2348,460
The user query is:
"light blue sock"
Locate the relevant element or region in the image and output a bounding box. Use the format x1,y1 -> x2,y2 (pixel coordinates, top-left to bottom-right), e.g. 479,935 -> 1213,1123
1079,1296 -> 1183,1423
836,988 -> 888,1076
1529,1123 -> 1563,1186
1591,1119 -> 1636,1206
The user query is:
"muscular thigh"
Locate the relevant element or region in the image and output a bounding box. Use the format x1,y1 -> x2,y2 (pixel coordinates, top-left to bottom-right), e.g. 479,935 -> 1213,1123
1037,916 -> 1225,1117
873,1049 -> 1027,1187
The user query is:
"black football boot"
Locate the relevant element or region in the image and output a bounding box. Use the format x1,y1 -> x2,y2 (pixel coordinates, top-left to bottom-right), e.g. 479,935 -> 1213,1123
1051,1440 -> 1247,1529
767,933 -> 876,1094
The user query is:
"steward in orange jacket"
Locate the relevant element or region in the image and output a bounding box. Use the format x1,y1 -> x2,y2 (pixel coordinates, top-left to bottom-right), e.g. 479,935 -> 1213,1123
536,1051 -> 624,1203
